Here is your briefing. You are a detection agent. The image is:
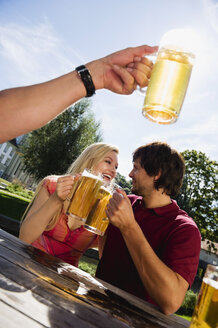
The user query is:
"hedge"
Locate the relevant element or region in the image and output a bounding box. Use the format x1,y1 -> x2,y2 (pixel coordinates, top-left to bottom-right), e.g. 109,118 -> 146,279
0,191 -> 30,221
176,289 -> 197,317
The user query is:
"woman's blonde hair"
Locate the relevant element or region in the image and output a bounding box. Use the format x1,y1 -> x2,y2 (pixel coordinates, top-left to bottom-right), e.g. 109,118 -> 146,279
67,142 -> 119,175
21,143 -> 119,230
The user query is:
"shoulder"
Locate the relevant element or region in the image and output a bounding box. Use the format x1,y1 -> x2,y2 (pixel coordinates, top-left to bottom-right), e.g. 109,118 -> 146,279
156,199 -> 201,242
42,175 -> 59,195
170,202 -> 201,242
174,201 -> 200,231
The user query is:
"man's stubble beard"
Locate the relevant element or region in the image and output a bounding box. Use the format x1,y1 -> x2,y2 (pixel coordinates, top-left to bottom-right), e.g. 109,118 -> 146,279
131,186 -> 143,197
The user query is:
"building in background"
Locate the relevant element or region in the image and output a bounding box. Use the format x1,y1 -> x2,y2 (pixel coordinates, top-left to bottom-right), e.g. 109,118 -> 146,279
191,239 -> 217,292
199,240 -> 217,270
0,139 -> 17,177
0,138 -> 36,189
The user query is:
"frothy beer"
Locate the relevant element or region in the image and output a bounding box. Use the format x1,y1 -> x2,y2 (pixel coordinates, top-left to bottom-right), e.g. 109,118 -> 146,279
143,48 -> 194,124
189,265 -> 218,328
67,171 -> 103,222
84,186 -> 112,236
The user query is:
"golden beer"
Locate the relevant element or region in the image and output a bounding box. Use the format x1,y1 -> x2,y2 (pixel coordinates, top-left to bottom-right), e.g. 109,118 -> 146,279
189,265 -> 218,328
67,172 -> 103,222
84,186 -> 112,236
142,48 -> 194,124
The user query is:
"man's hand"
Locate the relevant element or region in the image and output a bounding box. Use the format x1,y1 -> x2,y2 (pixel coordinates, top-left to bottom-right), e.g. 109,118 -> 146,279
106,188 -> 137,231
87,45 -> 158,95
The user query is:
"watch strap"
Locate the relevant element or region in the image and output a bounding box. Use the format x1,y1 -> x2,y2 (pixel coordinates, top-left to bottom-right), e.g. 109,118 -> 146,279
76,65 -> 96,97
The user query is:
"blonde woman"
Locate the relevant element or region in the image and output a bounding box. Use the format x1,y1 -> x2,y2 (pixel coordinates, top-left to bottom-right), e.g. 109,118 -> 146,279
19,142 -> 119,267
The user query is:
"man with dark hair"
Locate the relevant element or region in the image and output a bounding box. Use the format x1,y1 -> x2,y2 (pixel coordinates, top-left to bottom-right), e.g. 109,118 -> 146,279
132,141 -> 185,196
96,141 -> 201,315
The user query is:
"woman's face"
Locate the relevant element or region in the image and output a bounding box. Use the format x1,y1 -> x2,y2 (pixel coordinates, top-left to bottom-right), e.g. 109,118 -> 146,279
93,150 -> 118,184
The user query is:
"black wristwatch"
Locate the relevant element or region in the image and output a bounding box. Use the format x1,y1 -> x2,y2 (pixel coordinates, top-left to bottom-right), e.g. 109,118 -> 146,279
76,65 -> 96,97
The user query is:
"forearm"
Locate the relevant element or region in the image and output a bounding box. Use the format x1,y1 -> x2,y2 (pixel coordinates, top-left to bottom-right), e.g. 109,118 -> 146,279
1,45 -> 157,143
0,59 -> 106,143
19,194 -> 63,244
121,223 -> 186,314
0,70 -> 87,142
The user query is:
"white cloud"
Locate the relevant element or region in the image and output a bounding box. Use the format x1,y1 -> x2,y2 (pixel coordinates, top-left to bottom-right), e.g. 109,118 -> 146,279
203,0 -> 218,34
0,21 -> 84,87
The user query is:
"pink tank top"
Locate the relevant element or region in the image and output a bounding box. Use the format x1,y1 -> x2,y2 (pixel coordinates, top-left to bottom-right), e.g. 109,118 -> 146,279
31,176 -> 98,267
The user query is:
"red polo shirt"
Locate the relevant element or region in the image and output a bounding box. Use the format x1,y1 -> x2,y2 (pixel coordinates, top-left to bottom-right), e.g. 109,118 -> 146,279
96,195 -> 201,305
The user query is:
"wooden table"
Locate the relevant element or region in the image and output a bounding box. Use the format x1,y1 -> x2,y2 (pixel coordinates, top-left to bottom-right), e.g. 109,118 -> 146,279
0,229 -> 190,328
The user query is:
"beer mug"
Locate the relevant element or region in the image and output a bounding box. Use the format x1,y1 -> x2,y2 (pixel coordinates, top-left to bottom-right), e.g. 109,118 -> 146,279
189,264 -> 218,328
67,169 -> 103,223
84,185 -> 112,236
142,29 -> 195,125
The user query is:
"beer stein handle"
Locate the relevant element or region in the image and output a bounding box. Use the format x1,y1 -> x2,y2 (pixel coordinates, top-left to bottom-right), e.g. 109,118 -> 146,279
136,54 -> 157,95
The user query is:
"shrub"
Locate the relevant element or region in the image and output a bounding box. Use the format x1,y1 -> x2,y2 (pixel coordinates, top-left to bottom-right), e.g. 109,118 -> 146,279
6,179 -> 34,200
176,289 -> 197,316
78,256 -> 99,276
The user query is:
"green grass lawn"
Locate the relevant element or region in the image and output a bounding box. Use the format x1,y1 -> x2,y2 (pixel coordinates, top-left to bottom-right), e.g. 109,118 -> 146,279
0,178 -> 10,185
176,314 -> 192,321
0,189 -> 31,202
78,255 -> 99,276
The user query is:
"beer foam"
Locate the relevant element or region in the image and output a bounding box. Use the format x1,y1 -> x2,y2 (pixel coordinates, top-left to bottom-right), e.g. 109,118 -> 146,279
159,28 -> 197,55
100,185 -> 112,195
82,169 -> 103,181
203,277 -> 218,289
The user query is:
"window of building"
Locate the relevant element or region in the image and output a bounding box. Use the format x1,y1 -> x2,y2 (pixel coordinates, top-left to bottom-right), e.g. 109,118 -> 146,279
9,148 -> 14,156
5,157 -> 12,166
4,144 -> 10,152
0,143 -> 6,154
14,162 -> 21,175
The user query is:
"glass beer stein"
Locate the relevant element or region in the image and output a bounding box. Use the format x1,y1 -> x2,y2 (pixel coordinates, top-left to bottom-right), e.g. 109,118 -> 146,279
84,185 -> 112,236
189,264 -> 218,328
142,29 -> 195,124
67,169 -> 103,223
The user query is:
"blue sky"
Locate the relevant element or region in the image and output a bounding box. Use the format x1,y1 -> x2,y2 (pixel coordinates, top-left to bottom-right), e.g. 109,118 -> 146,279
0,0 -> 218,178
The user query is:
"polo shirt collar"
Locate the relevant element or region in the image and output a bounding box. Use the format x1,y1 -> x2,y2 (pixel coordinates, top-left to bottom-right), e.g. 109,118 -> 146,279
151,200 -> 180,217
135,197 -> 180,218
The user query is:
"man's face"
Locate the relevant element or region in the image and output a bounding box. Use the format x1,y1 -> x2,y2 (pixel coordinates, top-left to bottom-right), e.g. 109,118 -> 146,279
129,158 -> 155,197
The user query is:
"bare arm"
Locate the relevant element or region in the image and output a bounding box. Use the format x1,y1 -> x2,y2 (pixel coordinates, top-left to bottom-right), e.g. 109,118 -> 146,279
106,190 -> 188,315
0,45 -> 157,142
19,175 -> 75,244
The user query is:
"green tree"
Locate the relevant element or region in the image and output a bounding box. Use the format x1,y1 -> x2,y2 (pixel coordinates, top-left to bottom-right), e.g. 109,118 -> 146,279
115,172 -> 132,195
21,100 -> 102,181
175,150 -> 218,249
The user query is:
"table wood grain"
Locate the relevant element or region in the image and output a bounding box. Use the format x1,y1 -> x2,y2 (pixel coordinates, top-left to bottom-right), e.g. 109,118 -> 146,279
0,229 -> 190,328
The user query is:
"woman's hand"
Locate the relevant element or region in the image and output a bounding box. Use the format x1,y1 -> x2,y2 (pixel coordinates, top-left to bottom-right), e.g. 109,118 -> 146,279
54,174 -> 80,202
